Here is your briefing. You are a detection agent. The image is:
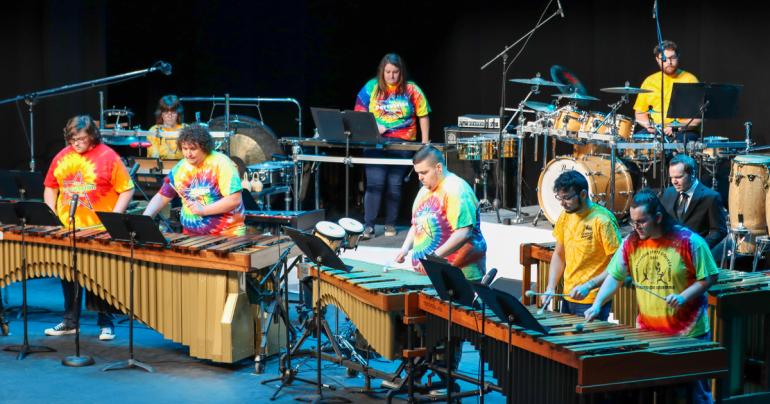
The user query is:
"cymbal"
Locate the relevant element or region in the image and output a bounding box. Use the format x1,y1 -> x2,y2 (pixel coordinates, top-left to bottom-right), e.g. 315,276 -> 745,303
600,86 -> 652,95
103,108 -> 134,117
523,101 -> 557,113
208,114 -> 258,130
509,76 -> 562,87
552,92 -> 599,102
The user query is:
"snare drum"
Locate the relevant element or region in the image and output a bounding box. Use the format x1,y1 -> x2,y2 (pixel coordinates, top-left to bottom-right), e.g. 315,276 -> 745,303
551,106 -> 584,136
729,155 -> 770,255
537,155 -> 635,224
313,221 -> 347,251
338,217 -> 365,250
701,136 -> 729,161
247,161 -> 294,188
623,133 -> 658,161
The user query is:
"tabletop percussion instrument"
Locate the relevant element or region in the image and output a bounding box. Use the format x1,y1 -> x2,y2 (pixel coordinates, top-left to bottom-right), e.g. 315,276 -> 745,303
537,155 -> 634,223
407,290 -> 727,403
312,221 -> 346,252
337,217 -> 364,250
246,161 -> 294,191
729,155 -> 770,254
0,224 -> 294,363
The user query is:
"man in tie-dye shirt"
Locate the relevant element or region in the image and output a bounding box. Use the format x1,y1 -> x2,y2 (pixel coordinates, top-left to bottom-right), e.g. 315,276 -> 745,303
586,189 -> 717,404
143,124 -> 245,236
395,145 -> 486,281
43,115 -> 134,341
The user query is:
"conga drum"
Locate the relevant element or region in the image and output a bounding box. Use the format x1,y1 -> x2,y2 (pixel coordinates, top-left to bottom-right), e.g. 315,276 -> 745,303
729,155 -> 770,255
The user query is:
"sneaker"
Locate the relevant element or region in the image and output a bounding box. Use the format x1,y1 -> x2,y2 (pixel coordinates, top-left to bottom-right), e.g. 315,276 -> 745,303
384,225 -> 397,237
45,322 -> 77,336
361,226 -> 375,240
99,327 -> 115,341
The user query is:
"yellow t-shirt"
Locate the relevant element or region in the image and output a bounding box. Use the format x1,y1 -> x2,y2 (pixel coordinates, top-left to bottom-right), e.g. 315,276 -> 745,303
633,69 -> 699,125
147,124 -> 184,159
553,203 -> 621,304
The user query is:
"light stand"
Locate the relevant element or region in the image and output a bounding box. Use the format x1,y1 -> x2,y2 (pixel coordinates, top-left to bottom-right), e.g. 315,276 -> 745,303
62,195 -> 95,367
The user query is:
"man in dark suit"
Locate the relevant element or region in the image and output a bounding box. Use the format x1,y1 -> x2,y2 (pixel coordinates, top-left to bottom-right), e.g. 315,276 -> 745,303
661,154 -> 727,250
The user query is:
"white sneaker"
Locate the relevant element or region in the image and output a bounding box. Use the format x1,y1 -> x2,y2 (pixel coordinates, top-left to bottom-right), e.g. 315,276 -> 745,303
99,327 -> 115,341
45,322 -> 77,336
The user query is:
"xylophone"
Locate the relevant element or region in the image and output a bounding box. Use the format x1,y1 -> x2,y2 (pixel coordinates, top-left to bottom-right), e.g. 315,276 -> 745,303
707,268 -> 770,401
306,258 -> 433,361
521,242 -> 770,401
408,290 -> 728,403
0,224 -> 294,363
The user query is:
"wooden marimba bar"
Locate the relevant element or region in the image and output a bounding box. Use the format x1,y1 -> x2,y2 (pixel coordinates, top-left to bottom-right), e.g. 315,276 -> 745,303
0,224 -> 294,363
408,290 -> 727,403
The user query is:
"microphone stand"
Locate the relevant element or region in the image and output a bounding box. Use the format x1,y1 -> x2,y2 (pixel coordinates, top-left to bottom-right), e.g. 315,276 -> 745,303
481,1 -> 563,223
653,0 -> 667,190
0,61 -> 171,173
62,197 -> 94,367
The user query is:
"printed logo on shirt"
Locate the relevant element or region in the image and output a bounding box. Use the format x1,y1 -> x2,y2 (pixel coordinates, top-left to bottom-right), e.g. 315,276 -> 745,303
580,224 -> 594,241
184,177 -> 210,200
63,172 -> 96,210
637,249 -> 674,290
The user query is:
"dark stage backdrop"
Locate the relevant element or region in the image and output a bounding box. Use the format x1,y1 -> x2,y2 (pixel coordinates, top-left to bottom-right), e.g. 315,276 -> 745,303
2,1 -> 769,220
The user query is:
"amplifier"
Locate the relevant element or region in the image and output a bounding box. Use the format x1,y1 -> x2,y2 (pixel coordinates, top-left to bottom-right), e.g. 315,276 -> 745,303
458,114 -> 500,129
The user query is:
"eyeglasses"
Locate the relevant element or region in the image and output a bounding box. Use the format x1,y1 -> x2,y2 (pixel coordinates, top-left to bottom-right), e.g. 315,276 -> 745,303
69,136 -> 90,145
554,192 -> 578,201
629,219 -> 651,229
161,110 -> 178,114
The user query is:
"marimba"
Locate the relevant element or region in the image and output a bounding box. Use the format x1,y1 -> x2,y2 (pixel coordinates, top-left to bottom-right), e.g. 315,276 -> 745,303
408,290 -> 728,403
0,224 -> 294,363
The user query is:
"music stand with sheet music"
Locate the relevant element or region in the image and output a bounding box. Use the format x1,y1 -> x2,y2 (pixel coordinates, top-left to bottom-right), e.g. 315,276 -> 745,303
97,212 -> 165,373
272,227 -> 350,403
341,110 -> 381,145
473,283 -> 550,402
310,107 -> 346,143
1,201 -> 61,359
421,259 -> 478,403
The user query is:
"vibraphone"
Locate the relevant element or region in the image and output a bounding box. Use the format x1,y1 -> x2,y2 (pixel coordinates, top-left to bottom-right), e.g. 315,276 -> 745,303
708,268 -> 770,402
520,242 -> 639,326
0,224 -> 294,363
307,258 -> 433,361
408,290 -> 728,403
522,242 -> 770,401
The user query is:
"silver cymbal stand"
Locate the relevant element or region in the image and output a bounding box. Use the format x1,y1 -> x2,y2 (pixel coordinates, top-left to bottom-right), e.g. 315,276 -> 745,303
589,92 -> 631,215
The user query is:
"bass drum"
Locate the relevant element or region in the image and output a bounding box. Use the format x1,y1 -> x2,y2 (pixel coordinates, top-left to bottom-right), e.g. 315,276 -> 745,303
537,155 -> 635,224
209,115 -> 310,200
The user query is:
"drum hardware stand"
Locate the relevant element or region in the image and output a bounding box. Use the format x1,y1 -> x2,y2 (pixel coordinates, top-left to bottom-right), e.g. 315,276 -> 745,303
532,122 -> 553,227
62,195 -> 95,367
1,202 -> 59,360
722,215 -> 751,271
591,92 -> 630,214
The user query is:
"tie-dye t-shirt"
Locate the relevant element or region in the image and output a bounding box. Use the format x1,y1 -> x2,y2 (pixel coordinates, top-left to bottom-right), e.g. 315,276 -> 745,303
147,124 -> 185,159
44,143 -> 134,228
411,173 -> 486,281
158,151 -> 245,236
606,226 -> 718,337
354,79 -> 430,141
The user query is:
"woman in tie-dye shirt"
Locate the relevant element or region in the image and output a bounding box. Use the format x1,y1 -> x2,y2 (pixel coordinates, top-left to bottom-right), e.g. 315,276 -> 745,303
354,53 -> 431,239
143,124 -> 245,236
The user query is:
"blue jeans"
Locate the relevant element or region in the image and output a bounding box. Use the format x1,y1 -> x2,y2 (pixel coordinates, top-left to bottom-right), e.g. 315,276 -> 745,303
560,299 -> 612,321
363,149 -> 412,228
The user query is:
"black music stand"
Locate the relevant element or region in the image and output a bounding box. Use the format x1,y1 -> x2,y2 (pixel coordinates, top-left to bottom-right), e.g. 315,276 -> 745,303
421,259 -> 476,403
97,212 -> 165,373
279,227 -> 351,403
668,83 -> 742,144
0,171 -> 21,199
473,284 -> 549,404
341,111 -> 381,144
1,201 -> 60,359
11,171 -> 45,200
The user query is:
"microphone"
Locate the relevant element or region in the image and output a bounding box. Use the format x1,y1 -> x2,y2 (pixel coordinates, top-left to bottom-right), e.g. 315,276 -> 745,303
480,267 -> 498,286
556,0 -> 564,17
128,162 -> 140,177
69,194 -> 79,223
158,61 -> 172,76
403,168 -> 413,183
652,0 -> 657,19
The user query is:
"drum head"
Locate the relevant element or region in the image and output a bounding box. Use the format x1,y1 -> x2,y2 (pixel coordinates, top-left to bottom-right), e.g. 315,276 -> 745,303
538,158 -> 582,223
314,221 -> 346,239
703,136 -> 728,142
735,155 -> 770,165
338,217 -> 364,234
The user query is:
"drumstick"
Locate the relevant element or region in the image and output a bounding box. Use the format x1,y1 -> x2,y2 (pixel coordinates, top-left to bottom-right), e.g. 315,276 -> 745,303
632,282 -> 667,301
525,290 -> 568,298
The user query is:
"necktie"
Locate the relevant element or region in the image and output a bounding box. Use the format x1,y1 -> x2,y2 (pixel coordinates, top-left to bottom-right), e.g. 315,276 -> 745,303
677,192 -> 689,220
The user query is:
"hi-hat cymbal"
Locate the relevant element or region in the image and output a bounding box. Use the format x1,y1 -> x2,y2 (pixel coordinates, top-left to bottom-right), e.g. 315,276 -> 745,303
552,92 -> 599,102
523,101 -> 557,113
509,77 -> 563,87
600,86 -> 652,95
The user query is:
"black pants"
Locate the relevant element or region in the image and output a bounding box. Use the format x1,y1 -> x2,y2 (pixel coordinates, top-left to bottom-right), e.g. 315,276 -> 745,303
60,279 -> 114,329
